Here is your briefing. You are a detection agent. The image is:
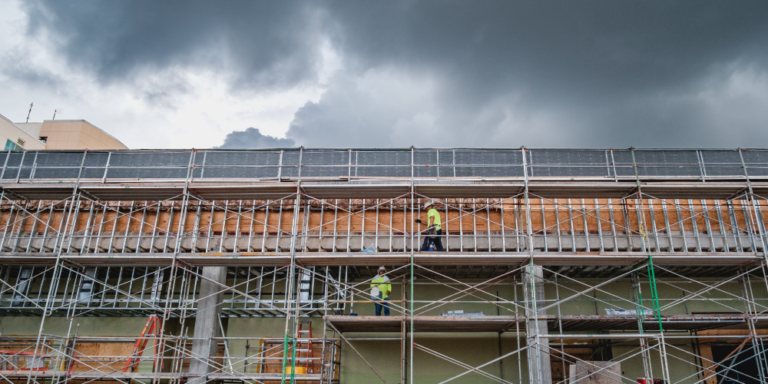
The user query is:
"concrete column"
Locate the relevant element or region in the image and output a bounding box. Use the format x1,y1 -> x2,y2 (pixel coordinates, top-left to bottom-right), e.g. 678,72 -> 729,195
524,264 -> 552,384
189,266 -> 227,381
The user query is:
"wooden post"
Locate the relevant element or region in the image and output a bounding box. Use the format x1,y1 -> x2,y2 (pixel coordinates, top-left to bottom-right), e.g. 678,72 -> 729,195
698,344 -> 718,384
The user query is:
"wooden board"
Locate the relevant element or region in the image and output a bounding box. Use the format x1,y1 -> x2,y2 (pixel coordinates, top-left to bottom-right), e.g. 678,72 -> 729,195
2,197 -> 763,236
71,342 -> 136,373
569,361 -> 622,384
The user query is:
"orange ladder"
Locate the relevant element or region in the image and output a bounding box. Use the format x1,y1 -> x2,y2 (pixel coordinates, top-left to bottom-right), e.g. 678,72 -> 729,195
122,315 -> 161,372
295,321 -> 314,374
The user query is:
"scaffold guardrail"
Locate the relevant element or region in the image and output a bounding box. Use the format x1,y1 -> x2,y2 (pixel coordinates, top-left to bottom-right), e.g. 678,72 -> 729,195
0,148 -> 767,183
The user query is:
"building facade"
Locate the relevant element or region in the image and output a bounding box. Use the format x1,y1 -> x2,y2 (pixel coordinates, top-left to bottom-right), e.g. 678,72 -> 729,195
0,114 -> 45,151
0,113 -> 127,151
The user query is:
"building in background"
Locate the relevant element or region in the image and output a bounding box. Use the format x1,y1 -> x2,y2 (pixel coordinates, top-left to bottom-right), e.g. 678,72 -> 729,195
0,112 -> 127,150
0,113 -> 45,150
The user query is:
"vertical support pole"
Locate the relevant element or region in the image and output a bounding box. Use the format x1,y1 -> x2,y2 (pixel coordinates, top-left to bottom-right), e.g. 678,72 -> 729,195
101,151 -> 111,183
514,276 -> 523,384
409,146 -> 415,384
631,148 -> 671,384
497,290 -> 505,381
26,189 -> 78,384
346,198 -> 352,252
375,198 -> 380,251
647,199 -> 660,252
738,148 -> 768,383
661,200 -> 674,251
320,267 -> 329,381
595,198 -> 605,252
281,185 -> 302,384
581,198 -> 590,251
157,151 -> 194,384
500,198 -> 505,252
521,147 -> 551,384
540,199 -> 547,252
700,199 -> 716,252
401,274 -> 407,384
248,200 -> 256,252
567,198 -> 576,252
674,199 -> 689,251
738,149 -> 768,261
389,199 -> 393,252
713,200 -> 730,252
632,271 -> 653,379
486,198 -> 492,252
554,199 -> 562,252
739,270 -> 766,383
14,150 -> 26,184
472,198 -> 477,252
554,276 -> 565,382
0,147 -> 11,181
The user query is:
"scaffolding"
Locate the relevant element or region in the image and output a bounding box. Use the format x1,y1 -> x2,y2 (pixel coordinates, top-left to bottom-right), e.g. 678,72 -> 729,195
1,147 -> 768,383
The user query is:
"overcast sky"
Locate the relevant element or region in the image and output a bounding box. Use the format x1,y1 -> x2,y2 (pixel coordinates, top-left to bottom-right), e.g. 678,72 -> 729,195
1,1 -> 767,149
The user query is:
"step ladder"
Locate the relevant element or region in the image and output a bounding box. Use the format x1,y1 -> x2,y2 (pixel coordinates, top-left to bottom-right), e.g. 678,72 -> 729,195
122,315 -> 161,373
294,321 -> 314,374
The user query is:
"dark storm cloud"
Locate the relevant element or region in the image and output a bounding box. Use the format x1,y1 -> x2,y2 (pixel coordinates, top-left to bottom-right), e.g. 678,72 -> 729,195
18,1 -> 768,148
217,128 -> 295,149
22,1 -> 326,91
329,2 -> 768,102
285,1 -> 768,147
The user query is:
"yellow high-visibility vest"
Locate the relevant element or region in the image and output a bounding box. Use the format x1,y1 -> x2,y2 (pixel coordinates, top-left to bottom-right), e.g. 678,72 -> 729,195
427,208 -> 442,231
370,275 -> 392,299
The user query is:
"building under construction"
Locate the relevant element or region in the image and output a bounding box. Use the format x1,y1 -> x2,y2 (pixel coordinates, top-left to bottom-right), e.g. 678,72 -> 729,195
0,147 -> 767,384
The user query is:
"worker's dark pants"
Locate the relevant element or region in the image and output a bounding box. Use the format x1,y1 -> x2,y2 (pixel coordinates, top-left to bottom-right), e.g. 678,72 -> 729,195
420,229 -> 445,251
372,292 -> 389,316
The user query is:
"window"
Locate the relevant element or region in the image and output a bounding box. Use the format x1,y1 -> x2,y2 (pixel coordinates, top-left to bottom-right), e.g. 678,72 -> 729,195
4,139 -> 22,151
16,138 -> 25,147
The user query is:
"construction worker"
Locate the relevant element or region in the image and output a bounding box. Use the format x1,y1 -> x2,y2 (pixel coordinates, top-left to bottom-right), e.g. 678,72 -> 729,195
420,201 -> 445,251
370,266 -> 391,316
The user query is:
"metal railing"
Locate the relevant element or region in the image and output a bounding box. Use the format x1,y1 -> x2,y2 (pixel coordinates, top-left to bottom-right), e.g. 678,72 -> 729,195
1,148 -> 767,182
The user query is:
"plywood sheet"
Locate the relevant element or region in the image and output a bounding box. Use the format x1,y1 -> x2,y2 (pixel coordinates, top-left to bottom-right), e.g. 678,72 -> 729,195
569,361 -> 622,384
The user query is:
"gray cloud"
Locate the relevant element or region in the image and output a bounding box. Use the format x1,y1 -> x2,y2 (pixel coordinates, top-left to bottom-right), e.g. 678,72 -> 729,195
0,47 -> 64,90
217,127 -> 295,149
286,1 -> 768,147
13,1 -> 768,148
329,2 -> 768,100
21,1 -> 326,92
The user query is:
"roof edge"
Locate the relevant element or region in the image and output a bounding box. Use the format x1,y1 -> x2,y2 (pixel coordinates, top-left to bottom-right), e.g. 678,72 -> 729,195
43,119 -> 128,149
0,113 -> 47,146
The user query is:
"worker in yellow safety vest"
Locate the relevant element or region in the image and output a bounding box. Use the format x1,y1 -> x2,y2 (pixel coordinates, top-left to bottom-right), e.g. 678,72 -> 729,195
370,266 -> 392,316
420,201 -> 445,251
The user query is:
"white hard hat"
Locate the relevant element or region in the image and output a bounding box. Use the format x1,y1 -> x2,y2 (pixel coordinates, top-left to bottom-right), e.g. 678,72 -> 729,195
424,201 -> 433,209
378,266 -> 386,271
